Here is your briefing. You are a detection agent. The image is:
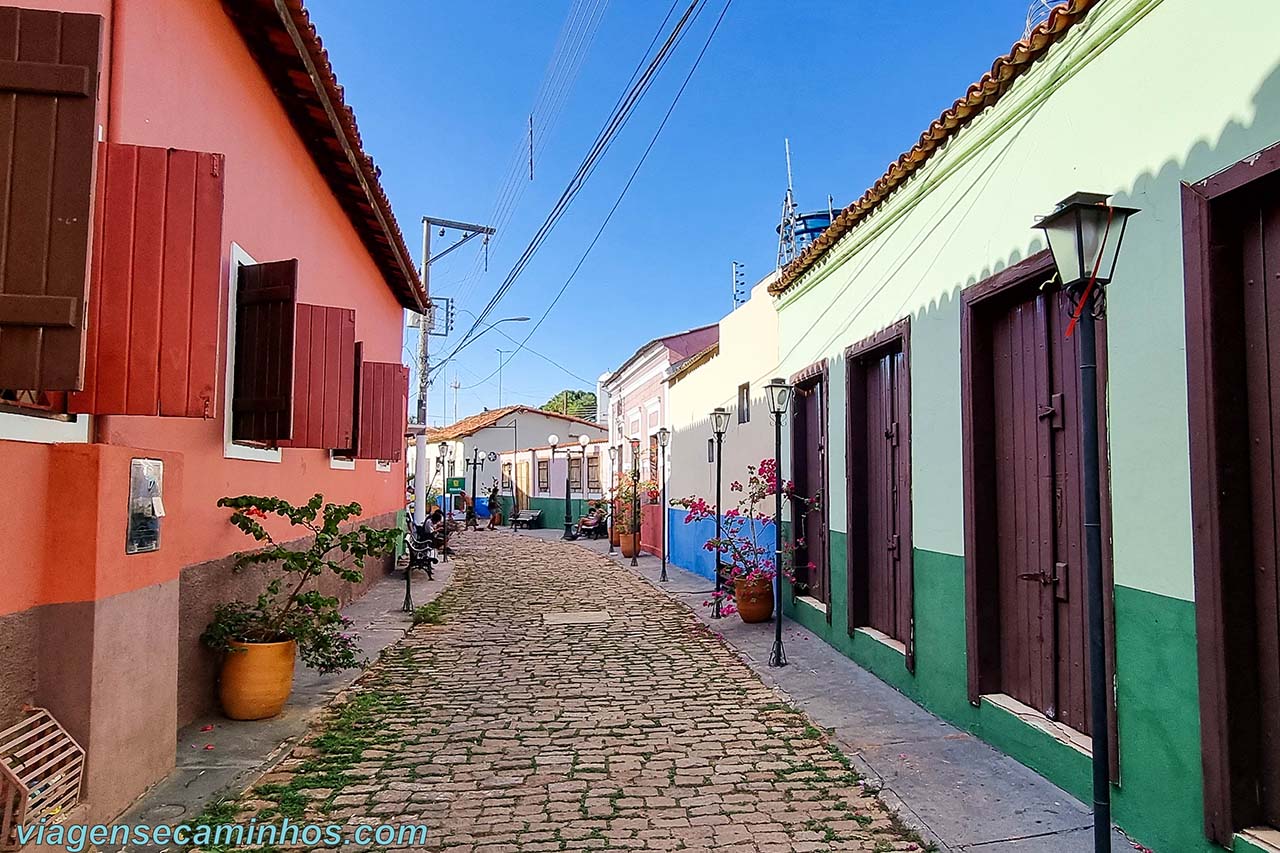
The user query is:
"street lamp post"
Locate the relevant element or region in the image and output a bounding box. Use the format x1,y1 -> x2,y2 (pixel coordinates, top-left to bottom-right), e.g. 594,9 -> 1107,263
549,434 -> 570,540
1034,192 -> 1137,853
437,441 -> 452,557
765,379 -> 793,668
657,427 -> 670,582
629,437 -> 641,567
607,445 -> 618,555
709,407 -> 731,618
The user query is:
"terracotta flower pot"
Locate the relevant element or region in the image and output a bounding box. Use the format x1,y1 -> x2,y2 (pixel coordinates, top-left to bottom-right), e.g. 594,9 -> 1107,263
733,576 -> 775,623
218,638 -> 297,720
619,533 -> 639,558
610,524 -> 621,546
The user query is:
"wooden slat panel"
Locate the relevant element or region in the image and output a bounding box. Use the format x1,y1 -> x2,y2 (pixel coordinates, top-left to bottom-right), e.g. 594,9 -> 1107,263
278,304 -> 355,449
231,260 -> 296,442
0,7 -> 99,391
70,144 -> 225,416
355,354 -> 406,461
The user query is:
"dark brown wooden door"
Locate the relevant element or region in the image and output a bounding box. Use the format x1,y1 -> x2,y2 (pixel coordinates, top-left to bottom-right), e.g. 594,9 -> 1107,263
988,286 -> 1103,734
1242,188 -> 1280,824
848,341 -> 912,656
793,376 -> 828,604
0,6 -> 101,391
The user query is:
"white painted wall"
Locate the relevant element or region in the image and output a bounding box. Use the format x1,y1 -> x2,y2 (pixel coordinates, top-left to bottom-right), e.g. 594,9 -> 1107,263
667,276 -> 780,503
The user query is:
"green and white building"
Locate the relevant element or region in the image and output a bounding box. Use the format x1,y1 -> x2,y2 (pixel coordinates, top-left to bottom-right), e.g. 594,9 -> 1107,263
768,0 -> 1280,849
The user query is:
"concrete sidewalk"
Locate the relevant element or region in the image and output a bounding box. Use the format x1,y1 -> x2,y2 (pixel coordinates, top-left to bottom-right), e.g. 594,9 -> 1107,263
106,557 -> 454,845
523,527 -> 1133,853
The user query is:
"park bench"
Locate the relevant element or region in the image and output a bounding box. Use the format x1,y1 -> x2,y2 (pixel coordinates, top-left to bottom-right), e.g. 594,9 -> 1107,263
511,509 -> 543,530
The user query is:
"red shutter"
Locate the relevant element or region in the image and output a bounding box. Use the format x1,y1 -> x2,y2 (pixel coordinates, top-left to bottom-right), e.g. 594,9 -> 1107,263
278,303 -> 355,449
0,7 -> 101,391
70,143 -> 225,416
231,259 -> 296,442
354,344 -> 408,461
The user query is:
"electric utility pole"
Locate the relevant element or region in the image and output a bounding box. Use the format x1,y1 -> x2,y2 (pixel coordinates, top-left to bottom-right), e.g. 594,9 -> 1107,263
412,216 -> 494,529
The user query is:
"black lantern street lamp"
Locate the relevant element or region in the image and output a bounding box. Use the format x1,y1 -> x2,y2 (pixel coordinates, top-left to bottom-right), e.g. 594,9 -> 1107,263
437,441 -> 452,555
765,378 -> 793,667
549,433 -> 573,540
606,444 -> 618,555
657,427 -> 670,582
709,407 -> 731,618
629,436 -> 641,567
1034,192 -> 1137,853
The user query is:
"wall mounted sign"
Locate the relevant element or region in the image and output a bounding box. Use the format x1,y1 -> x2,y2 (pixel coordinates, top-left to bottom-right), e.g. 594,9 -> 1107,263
126,458 -> 164,554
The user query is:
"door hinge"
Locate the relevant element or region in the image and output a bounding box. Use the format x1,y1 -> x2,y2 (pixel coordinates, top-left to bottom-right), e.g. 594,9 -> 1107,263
1053,561 -> 1068,602
888,533 -> 900,556
887,421 -> 899,446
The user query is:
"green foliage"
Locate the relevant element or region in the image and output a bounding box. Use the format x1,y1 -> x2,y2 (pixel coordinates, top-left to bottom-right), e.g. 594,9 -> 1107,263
542,389 -> 596,418
201,494 -> 399,674
411,600 -> 445,625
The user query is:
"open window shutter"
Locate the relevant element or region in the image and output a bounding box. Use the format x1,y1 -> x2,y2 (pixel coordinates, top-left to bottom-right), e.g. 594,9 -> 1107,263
70,143 -> 226,416
354,343 -> 408,461
0,7 -> 101,391
278,303 -> 355,449
231,259 -> 296,442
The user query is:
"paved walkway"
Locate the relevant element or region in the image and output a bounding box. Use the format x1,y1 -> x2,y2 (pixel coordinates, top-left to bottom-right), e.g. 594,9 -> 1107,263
224,533 -> 930,852
525,529 -> 1132,853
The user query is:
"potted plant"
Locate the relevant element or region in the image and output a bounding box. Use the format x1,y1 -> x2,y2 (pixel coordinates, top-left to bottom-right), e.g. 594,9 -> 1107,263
202,494 -> 399,720
674,459 -> 821,623
615,477 -> 641,557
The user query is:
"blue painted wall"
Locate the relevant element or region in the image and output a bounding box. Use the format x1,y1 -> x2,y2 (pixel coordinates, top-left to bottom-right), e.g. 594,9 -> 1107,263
666,507 -> 777,583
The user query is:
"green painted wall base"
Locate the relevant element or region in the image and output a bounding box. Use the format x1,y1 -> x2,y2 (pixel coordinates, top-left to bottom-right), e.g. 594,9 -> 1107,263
526,496 -> 595,533
784,537 -> 1215,852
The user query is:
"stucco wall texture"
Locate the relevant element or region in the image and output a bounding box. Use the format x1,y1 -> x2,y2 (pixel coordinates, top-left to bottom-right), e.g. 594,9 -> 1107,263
772,1 -> 1280,851
0,0 -> 413,822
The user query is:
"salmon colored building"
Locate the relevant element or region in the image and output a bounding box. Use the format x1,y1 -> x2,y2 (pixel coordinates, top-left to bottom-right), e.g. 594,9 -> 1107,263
0,0 -> 419,822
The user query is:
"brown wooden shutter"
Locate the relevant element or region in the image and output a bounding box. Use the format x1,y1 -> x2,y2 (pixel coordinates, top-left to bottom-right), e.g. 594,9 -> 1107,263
278,303 -> 355,449
354,343 -> 408,461
0,7 -> 101,391
231,259 -> 296,442
70,143 -> 226,416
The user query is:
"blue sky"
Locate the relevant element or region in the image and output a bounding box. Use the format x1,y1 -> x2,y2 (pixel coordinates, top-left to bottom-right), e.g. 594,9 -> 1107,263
305,0 -> 1037,425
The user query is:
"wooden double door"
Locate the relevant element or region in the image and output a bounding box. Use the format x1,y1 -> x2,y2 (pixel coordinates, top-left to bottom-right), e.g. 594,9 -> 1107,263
964,264 -> 1113,738
847,326 -> 913,667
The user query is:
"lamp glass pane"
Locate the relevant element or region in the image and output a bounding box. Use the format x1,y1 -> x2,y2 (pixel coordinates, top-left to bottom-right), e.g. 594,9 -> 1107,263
578,433 -> 590,447
1042,216 -> 1084,286
548,433 -> 559,447
711,408 -> 731,435
657,428 -> 670,447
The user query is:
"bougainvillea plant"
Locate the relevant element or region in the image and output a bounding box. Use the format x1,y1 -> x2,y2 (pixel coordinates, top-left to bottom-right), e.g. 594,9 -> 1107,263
201,494 -> 400,674
672,458 -> 822,617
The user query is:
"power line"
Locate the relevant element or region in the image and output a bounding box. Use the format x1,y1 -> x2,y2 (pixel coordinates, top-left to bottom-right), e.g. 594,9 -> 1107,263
473,0 -> 735,389
442,0 -> 707,364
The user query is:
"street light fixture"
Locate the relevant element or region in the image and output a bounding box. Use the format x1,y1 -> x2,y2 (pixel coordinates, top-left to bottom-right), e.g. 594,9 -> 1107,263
607,444 -> 619,555
765,378 -> 792,668
657,427 -> 670,582
709,407 -> 730,618
629,436 -> 641,567
548,433 -> 571,540
1034,192 -> 1136,853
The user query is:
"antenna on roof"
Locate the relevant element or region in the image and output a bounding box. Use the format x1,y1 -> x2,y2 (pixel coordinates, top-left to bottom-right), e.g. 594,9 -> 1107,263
776,139 -> 800,269
1022,0 -> 1058,39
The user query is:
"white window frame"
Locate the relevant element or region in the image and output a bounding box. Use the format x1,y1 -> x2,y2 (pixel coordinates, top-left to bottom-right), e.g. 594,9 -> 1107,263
223,243 -> 282,463
329,450 -> 356,470
375,460 -> 392,473
0,408 -> 89,444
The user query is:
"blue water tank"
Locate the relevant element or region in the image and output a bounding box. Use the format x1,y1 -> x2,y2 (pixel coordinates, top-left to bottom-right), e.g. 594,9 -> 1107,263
795,210 -> 833,248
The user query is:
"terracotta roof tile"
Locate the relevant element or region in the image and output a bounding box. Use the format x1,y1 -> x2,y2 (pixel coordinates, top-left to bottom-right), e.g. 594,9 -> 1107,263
221,0 -> 426,311
426,405 -> 602,442
770,0 -> 1098,297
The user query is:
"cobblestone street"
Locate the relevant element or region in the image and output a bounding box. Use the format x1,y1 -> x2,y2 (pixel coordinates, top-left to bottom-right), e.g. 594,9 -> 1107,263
222,533 -> 927,852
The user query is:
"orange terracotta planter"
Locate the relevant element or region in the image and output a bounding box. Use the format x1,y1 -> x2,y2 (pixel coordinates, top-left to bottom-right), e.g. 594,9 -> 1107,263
619,533 -> 639,558
733,576 -> 775,623
610,524 -> 621,546
218,639 -> 297,720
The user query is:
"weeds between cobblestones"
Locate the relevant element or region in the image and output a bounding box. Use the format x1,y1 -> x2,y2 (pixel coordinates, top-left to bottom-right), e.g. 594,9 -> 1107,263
192,534 -> 933,852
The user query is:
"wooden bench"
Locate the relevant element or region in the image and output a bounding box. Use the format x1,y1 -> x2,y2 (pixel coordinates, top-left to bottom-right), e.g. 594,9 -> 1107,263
511,509 -> 543,530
